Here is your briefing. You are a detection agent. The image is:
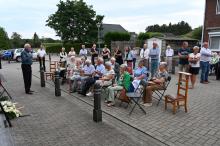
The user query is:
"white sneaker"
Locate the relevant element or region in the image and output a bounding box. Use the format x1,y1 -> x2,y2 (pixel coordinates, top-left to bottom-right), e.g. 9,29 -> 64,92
86,92 -> 93,97
143,103 -> 152,107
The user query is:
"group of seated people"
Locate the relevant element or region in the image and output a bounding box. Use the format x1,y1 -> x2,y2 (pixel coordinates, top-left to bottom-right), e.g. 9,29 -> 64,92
63,56 -> 170,107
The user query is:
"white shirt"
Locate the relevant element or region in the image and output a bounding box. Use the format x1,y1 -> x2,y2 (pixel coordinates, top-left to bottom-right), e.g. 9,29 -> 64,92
200,47 -> 212,62
166,48 -> 174,57
130,50 -> 137,58
189,53 -> 200,67
79,49 -> 87,56
68,51 -> 76,56
37,49 -> 46,57
140,48 -> 149,59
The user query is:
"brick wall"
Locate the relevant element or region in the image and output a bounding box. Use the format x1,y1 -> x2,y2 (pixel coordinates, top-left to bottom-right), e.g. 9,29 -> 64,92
203,0 -> 220,41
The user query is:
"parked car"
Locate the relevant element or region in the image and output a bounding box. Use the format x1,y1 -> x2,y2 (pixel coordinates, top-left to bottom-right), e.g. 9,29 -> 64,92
2,48 -> 38,62
13,48 -> 38,62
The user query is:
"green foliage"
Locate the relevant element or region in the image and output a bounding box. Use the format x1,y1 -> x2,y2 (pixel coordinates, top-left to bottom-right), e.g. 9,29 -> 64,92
192,26 -> 202,40
46,0 -> 104,43
45,43 -> 100,54
147,32 -> 163,38
146,21 -> 192,35
0,27 -> 11,49
11,32 -> 22,48
104,32 -> 130,46
137,32 -> 150,41
32,32 -> 41,48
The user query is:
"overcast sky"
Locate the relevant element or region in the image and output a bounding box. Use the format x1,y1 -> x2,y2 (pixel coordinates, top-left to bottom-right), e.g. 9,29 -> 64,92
0,0 -> 205,39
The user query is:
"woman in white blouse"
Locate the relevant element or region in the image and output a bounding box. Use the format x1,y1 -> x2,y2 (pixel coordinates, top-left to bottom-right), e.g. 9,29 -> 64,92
188,46 -> 200,89
68,47 -> 76,58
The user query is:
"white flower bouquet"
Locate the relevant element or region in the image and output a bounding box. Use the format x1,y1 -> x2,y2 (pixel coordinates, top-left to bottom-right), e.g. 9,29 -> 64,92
1,101 -> 22,119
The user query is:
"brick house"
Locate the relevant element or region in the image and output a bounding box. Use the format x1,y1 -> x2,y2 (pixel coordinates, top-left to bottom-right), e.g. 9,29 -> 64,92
203,0 -> 220,51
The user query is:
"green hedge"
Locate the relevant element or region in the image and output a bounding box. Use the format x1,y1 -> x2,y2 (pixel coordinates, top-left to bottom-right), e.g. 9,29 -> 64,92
44,43 -> 105,54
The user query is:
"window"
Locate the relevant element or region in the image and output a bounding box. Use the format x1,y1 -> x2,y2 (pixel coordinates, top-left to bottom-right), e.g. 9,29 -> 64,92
210,36 -> 220,50
217,0 -> 220,14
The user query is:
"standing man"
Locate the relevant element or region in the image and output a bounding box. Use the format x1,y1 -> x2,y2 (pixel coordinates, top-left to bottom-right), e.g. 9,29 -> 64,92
178,41 -> 190,73
149,42 -> 160,77
21,43 -> 33,94
165,45 -> 174,73
131,47 -> 137,69
90,44 -> 98,65
200,42 -> 212,84
79,45 -> 88,59
140,44 -> 150,69
37,45 -> 47,71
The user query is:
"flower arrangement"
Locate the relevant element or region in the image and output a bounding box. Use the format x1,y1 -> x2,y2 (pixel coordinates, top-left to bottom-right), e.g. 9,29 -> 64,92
0,97 -> 22,120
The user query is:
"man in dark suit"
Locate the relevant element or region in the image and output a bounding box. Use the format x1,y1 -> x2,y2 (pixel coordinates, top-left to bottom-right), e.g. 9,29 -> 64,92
110,57 -> 120,81
21,43 -> 34,94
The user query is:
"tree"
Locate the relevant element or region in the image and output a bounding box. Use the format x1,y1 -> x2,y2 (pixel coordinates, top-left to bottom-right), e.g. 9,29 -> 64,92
104,32 -> 130,46
11,32 -> 22,48
145,21 -> 192,35
32,32 -> 41,48
46,0 -> 104,43
0,27 -> 11,49
137,32 -> 150,41
192,26 -> 202,40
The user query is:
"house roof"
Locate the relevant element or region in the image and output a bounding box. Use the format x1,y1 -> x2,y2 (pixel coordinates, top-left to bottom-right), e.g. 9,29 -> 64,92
101,24 -> 127,37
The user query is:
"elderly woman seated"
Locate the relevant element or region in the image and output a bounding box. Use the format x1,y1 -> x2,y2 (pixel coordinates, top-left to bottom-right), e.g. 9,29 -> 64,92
71,60 -> 95,93
86,61 -> 115,96
68,59 -> 83,91
132,60 -> 148,89
142,62 -> 169,107
106,64 -> 133,107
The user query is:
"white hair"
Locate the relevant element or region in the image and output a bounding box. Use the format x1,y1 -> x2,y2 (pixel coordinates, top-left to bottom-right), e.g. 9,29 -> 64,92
98,57 -> 104,63
105,61 -> 112,67
110,57 -> 116,61
85,60 -> 91,64
24,43 -> 31,49
120,64 -> 127,68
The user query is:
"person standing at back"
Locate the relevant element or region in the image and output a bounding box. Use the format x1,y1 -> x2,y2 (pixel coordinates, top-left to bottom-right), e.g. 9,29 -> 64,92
21,43 -> 34,94
165,45 -> 174,73
178,41 -> 190,72
79,45 -> 87,58
149,42 -> 160,77
37,45 -> 47,71
200,42 -> 212,84
131,47 -> 137,69
140,43 -> 149,68
102,45 -> 110,63
91,44 -> 98,65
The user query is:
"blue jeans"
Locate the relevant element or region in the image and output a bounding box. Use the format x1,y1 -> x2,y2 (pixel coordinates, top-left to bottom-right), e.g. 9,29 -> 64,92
200,61 -> 210,82
151,59 -> 159,77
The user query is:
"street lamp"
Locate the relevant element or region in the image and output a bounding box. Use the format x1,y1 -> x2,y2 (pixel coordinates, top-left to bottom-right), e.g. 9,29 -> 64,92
96,22 -> 101,55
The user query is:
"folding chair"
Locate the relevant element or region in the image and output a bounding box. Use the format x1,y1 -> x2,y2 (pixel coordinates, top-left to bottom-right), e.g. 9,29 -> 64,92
152,76 -> 171,106
126,80 -> 146,115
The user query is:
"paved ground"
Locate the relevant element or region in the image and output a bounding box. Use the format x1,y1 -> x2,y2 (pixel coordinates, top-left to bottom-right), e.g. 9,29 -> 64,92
36,55 -> 220,146
0,59 -> 164,146
1,55 -> 220,146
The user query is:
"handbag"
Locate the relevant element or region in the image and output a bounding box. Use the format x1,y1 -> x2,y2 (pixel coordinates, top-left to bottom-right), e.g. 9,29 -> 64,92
119,88 -> 130,103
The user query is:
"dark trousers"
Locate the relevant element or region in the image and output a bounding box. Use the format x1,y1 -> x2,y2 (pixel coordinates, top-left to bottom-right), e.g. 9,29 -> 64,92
133,58 -> 136,69
81,77 -> 99,95
38,57 -> 46,71
21,64 -> 32,93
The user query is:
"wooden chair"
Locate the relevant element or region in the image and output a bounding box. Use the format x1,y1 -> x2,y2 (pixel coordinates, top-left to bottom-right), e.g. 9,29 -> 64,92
45,61 -> 58,80
164,72 -> 191,114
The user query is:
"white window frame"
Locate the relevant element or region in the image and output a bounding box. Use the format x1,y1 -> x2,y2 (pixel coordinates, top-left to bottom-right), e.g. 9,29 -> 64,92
209,32 -> 220,51
217,0 -> 220,14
